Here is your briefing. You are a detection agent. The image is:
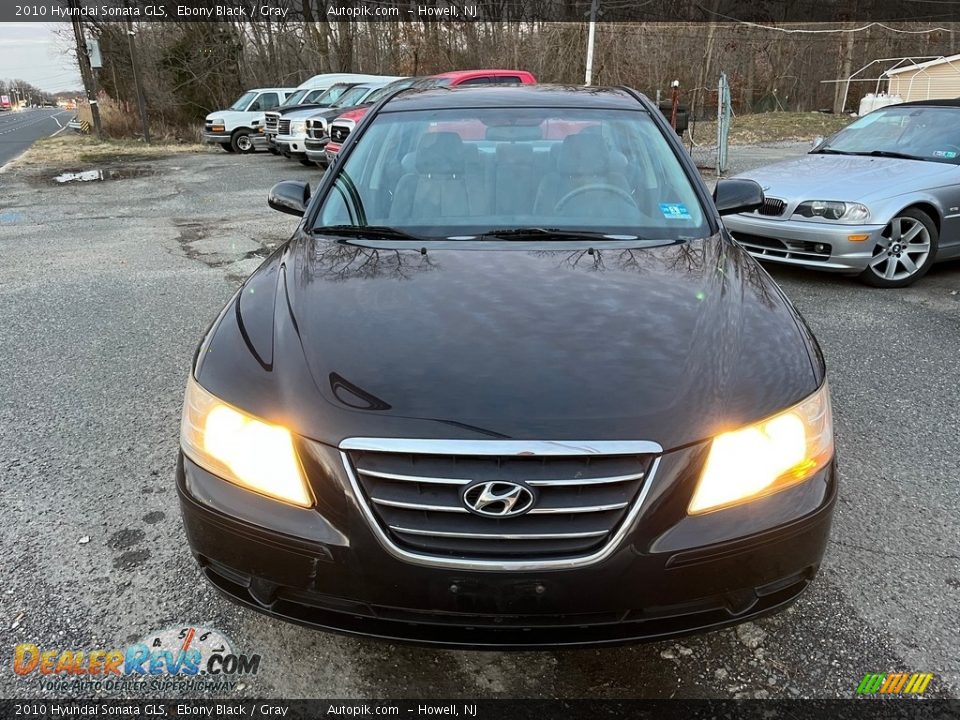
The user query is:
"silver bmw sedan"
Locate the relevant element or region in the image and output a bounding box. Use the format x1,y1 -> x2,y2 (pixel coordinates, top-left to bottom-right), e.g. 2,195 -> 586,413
724,100 -> 960,287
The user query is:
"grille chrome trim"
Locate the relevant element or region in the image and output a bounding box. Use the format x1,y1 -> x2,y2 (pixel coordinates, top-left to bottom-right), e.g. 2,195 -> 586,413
390,526 -> 609,541
339,438 -> 662,571
357,468 -> 472,486
340,438 -> 662,456
528,502 -> 628,514
527,472 -> 644,487
371,497 -> 468,513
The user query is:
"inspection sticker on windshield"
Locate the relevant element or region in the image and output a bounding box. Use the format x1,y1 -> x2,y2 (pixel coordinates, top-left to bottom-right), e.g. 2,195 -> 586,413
660,203 -> 692,220
933,150 -> 958,159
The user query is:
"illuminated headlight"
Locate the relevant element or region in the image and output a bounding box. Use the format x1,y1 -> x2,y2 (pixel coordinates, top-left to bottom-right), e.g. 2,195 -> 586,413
289,120 -> 307,134
688,383 -> 833,515
794,200 -> 870,222
180,376 -> 312,507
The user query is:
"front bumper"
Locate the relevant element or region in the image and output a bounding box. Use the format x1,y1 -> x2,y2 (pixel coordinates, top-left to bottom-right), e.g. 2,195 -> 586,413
305,137 -> 329,164
202,131 -> 231,145
177,438 -> 836,649
275,134 -> 307,155
724,213 -> 886,272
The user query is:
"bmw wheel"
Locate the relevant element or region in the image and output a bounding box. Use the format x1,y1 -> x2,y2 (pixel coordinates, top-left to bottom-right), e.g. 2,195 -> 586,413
859,208 -> 937,288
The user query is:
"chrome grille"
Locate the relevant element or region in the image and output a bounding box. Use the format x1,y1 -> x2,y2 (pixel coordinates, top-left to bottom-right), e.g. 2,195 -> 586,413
278,118 -> 291,134
758,197 -> 786,216
307,119 -> 327,139
330,125 -> 351,143
342,440 -> 658,564
264,112 -> 279,132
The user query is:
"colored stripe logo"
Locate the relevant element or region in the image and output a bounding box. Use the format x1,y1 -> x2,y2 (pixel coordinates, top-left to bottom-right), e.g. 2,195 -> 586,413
856,672 -> 934,695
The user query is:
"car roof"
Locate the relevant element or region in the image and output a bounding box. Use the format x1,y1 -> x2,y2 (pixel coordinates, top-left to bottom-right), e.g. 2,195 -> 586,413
432,69 -> 533,79
896,98 -> 960,108
249,88 -> 296,93
379,84 -> 646,112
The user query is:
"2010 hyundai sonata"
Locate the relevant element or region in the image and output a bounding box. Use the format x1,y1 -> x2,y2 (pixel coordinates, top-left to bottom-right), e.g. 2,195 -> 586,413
177,85 -> 836,648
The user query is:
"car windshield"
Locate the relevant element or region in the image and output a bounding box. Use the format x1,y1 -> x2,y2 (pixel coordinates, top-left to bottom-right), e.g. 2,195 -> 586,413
314,106 -> 708,241
336,86 -> 373,107
228,91 -> 257,111
817,105 -> 960,163
313,84 -> 352,106
281,89 -> 307,107
364,80 -> 416,104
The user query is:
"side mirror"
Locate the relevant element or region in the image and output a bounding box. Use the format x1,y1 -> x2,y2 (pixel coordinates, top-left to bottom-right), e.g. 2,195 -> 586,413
268,180 -> 311,217
713,178 -> 764,216
248,101 -> 262,112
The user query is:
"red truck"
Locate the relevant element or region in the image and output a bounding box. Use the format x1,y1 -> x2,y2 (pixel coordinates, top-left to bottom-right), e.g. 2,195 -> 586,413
323,69 -> 536,164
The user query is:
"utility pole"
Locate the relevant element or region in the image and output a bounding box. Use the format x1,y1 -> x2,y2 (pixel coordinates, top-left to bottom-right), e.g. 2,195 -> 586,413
584,0 -> 599,86
68,0 -> 104,139
126,18 -> 151,143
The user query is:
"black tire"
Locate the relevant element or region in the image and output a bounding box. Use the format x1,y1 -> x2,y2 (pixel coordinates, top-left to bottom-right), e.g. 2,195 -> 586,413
267,146 -> 279,155
230,129 -> 255,154
220,142 -> 235,153
298,156 -> 314,166
858,207 -> 938,288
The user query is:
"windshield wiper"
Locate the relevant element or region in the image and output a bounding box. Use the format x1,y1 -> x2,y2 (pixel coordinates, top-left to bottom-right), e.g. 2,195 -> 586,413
313,225 -> 427,242
863,150 -> 923,161
478,227 -> 641,241
811,148 -> 853,155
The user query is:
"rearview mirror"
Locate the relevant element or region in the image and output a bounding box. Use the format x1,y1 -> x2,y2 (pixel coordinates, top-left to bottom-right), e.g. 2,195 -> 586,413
713,179 -> 764,216
268,181 -> 311,217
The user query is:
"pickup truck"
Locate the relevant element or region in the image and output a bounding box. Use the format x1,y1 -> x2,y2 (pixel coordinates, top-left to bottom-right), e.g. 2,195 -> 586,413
323,69 -> 537,164
202,87 -> 295,153
258,73 -> 392,153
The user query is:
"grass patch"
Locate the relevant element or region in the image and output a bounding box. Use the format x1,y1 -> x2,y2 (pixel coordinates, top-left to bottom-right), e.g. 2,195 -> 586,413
687,112 -> 855,146
7,134 -> 209,170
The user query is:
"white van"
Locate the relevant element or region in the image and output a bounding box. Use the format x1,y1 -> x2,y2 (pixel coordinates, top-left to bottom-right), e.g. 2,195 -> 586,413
203,87 -> 296,153
258,74 -> 390,152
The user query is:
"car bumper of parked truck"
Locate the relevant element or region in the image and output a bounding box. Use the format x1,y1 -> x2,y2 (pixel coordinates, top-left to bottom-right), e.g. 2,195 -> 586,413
177,438 -> 837,649
724,214 -> 886,273
275,134 -> 308,155
305,137 -> 329,164
202,131 -> 232,145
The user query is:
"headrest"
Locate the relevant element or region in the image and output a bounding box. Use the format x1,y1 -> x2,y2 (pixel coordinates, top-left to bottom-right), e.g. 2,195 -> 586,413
486,125 -> 543,142
495,143 -> 534,164
557,133 -> 609,175
415,132 -> 465,175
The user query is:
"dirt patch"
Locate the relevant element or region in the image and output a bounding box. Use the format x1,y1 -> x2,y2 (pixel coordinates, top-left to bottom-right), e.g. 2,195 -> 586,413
6,134 -> 208,172
688,112 -> 854,146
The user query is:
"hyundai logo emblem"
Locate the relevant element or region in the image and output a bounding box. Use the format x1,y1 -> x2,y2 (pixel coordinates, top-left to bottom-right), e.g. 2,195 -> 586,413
462,481 -> 535,517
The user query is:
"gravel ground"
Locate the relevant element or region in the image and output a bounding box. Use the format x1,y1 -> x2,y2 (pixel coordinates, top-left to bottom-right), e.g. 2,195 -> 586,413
0,143 -> 957,700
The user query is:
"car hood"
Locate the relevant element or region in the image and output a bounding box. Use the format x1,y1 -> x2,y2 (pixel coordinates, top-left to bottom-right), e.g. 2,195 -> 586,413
736,153 -> 959,203
244,234 -> 819,451
205,110 -> 256,122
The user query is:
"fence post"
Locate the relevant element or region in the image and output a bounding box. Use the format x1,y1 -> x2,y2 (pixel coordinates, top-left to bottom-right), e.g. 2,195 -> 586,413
716,72 -> 731,176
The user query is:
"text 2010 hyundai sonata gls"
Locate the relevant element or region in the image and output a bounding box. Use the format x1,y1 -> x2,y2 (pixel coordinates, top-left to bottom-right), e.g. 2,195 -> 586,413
177,85 -> 836,648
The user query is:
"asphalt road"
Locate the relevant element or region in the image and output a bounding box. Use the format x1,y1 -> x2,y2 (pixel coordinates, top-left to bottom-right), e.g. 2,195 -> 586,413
0,108 -> 74,167
0,145 -> 957,700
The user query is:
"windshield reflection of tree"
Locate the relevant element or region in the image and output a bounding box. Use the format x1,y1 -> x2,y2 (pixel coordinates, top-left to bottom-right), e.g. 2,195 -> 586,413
302,237 -> 437,283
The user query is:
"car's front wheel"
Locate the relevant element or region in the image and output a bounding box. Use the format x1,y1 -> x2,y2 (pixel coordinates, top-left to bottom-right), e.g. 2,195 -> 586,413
219,142 -> 235,153
230,129 -> 255,154
859,208 -> 938,288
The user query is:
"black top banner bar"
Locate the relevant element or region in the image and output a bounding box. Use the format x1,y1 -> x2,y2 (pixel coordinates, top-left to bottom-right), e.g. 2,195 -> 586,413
1,700 -> 959,719
6,0 -> 960,23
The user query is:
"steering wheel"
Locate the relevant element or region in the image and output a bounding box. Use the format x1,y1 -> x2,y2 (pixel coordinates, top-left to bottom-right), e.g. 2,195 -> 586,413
555,183 -> 637,212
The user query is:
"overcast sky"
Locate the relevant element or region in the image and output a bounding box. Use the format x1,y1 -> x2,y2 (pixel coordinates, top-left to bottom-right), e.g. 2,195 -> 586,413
0,23 -> 83,92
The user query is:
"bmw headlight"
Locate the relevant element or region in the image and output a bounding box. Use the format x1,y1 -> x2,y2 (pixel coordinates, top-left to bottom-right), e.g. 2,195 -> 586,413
289,120 -> 307,135
180,375 -> 312,507
794,200 -> 870,222
688,383 -> 833,515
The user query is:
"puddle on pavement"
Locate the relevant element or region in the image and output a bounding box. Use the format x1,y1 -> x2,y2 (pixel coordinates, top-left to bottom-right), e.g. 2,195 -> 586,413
52,166 -> 160,184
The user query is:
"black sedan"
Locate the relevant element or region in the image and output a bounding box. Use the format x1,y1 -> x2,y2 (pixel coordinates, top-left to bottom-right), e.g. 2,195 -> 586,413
177,85 -> 836,648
